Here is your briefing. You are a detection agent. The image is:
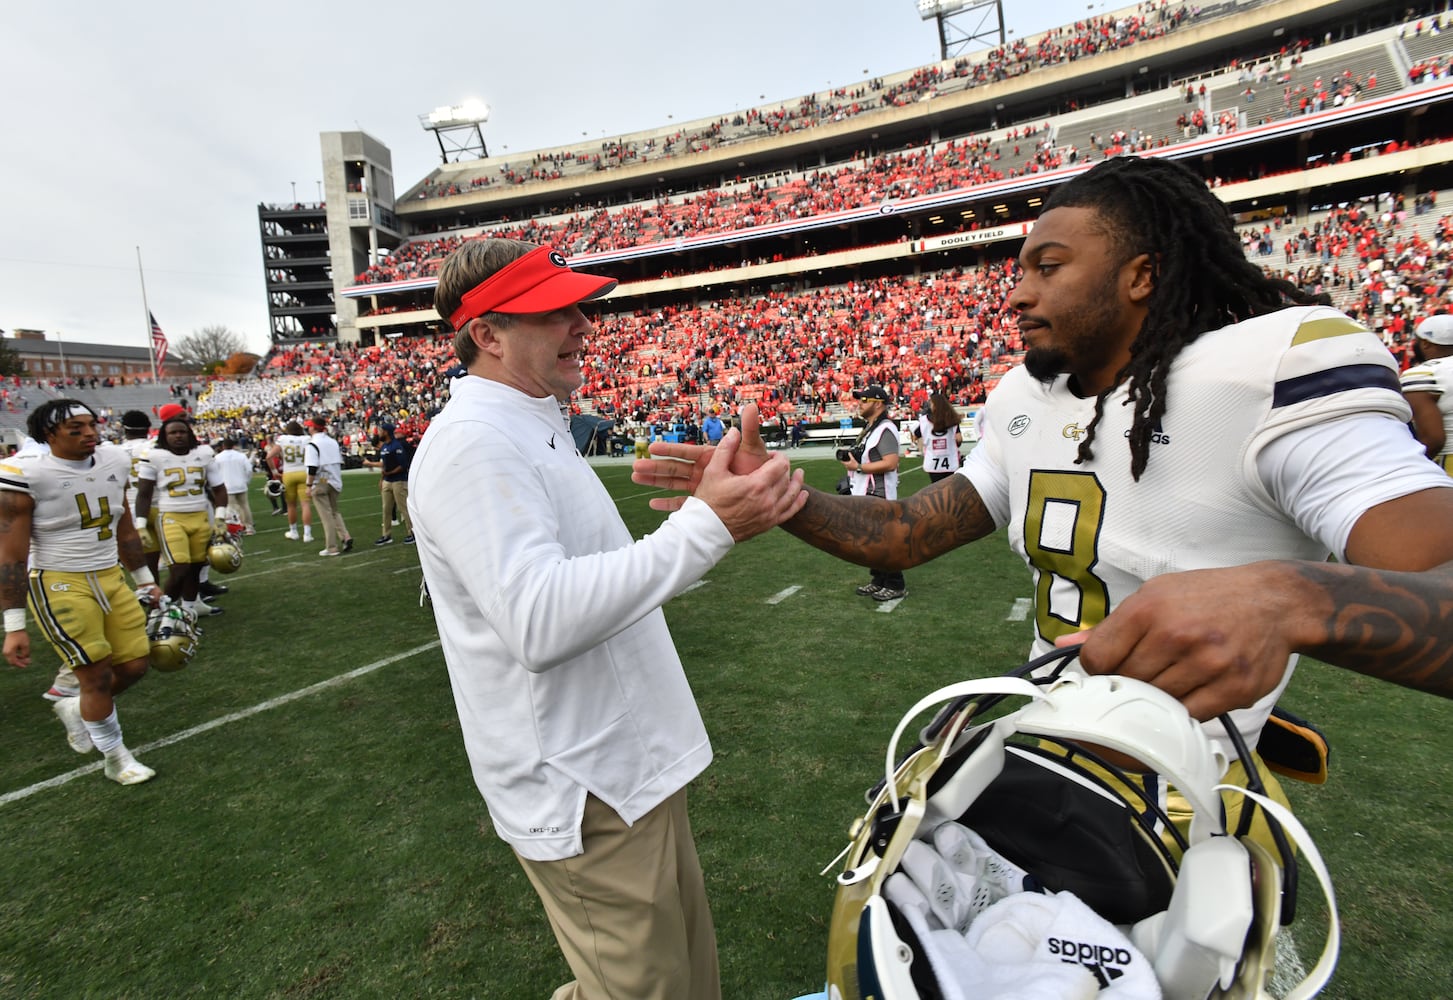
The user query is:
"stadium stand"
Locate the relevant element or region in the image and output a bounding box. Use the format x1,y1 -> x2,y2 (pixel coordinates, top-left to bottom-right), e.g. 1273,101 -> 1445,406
248,0 -> 1453,451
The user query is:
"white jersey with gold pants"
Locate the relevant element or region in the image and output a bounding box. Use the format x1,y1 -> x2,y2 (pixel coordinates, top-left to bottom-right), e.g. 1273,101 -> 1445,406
277,433 -> 310,506
138,446 -> 223,565
962,305 -> 1452,849
0,446 -> 149,669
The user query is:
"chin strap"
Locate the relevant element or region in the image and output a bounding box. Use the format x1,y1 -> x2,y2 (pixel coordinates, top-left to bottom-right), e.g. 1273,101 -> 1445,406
1214,785 -> 1340,1000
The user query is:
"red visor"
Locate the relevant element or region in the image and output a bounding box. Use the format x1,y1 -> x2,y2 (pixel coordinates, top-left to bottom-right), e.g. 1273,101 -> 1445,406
448,246 -> 617,330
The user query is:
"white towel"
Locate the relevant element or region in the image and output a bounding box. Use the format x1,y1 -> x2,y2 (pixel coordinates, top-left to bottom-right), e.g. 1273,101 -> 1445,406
966,890 -> 1162,999
881,873 -> 1098,1000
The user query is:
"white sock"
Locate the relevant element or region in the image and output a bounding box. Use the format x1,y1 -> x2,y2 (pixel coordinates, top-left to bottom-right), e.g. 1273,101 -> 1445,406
83,708 -> 124,755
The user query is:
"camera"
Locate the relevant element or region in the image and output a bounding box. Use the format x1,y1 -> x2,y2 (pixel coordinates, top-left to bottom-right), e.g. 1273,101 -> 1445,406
836,447 -> 861,463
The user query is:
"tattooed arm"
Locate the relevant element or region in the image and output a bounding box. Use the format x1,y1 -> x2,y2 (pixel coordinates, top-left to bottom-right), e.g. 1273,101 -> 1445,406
0,490 -> 34,668
780,473 -> 997,569
1072,487 -> 1453,719
634,402 -> 997,565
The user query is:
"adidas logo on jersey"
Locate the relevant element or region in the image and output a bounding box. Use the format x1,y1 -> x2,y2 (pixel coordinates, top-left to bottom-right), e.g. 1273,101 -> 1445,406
1122,428 -> 1172,445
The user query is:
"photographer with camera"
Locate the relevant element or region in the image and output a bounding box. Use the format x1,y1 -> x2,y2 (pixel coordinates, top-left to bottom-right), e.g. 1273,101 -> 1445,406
841,385 -> 906,601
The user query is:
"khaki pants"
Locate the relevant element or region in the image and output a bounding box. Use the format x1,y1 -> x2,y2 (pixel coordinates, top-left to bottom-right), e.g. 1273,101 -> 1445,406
380,480 -> 412,537
310,483 -> 350,553
227,491 -> 254,531
517,789 -> 720,1000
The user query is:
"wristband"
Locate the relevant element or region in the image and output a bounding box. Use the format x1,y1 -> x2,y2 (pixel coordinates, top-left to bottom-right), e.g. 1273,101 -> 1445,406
131,567 -> 155,587
215,507 -> 230,521
3,608 -> 25,633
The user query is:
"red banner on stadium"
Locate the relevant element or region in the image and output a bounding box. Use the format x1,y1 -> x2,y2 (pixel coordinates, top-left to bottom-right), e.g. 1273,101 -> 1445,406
149,312 -> 169,370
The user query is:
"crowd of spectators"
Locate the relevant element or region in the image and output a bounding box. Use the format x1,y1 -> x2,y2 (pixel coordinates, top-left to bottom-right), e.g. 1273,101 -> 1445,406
228,185 -> 1453,461
407,0 -> 1202,204
356,29 -> 1424,288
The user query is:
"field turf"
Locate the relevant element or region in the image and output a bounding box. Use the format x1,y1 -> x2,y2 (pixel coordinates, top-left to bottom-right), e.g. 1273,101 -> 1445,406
0,454 -> 1448,998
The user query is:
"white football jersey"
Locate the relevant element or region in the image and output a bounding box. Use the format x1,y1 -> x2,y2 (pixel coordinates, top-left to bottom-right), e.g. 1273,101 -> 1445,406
1398,353 -> 1453,471
0,446 -> 131,571
119,436 -> 152,514
138,445 -> 223,513
963,305 -> 1416,753
276,434 -> 310,473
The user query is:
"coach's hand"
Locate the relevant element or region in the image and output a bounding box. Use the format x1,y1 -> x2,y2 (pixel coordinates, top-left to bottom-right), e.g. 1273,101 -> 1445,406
692,428 -> 806,542
633,403 -> 772,512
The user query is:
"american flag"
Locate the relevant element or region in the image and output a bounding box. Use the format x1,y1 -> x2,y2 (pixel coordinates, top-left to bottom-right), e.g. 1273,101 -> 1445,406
149,312 -> 169,369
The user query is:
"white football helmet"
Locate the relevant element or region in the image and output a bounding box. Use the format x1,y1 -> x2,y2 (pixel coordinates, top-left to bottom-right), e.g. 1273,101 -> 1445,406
825,647 -> 1338,1000
147,603 -> 199,672
264,479 -> 284,499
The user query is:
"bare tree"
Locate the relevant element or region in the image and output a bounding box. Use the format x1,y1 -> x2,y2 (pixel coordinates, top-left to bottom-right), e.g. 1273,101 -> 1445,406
172,325 -> 247,370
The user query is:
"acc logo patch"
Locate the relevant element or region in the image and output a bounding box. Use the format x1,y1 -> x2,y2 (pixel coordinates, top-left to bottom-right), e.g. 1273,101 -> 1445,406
1007,414 -> 1031,437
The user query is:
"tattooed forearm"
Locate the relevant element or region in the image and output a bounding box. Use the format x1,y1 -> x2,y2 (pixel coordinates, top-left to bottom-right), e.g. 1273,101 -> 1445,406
0,561 -> 27,611
1294,559 -> 1453,698
782,475 -> 996,570
118,531 -> 144,572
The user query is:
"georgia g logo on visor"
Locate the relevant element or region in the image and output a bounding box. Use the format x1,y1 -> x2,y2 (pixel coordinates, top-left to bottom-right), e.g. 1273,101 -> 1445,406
548,251 -> 568,268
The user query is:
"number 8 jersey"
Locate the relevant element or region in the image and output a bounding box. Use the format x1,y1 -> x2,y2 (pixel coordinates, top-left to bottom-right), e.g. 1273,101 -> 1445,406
962,305 -> 1446,751
0,445 -> 132,571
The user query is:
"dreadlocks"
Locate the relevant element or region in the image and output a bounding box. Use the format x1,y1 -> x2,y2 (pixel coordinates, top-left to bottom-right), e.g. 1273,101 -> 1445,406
1042,156 -> 1312,480
26,399 -> 97,445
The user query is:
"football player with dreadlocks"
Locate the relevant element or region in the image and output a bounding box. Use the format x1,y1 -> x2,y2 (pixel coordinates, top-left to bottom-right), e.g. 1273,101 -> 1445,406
134,414 -> 228,620
0,400 -> 161,783
636,155 -> 1453,823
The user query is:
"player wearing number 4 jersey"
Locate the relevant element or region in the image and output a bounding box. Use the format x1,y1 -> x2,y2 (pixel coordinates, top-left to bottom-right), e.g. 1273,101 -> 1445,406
636,156 -> 1453,802
0,400 -> 160,784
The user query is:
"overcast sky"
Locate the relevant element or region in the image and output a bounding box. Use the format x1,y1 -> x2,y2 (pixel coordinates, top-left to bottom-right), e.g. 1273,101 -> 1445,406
2,0 -> 1103,357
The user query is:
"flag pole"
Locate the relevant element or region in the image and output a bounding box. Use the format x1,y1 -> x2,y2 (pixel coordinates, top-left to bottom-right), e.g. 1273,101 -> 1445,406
136,246 -> 158,384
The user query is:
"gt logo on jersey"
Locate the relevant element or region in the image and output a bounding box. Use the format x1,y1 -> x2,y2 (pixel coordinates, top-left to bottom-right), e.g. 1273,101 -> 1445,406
1062,423 -> 1088,441
49,583 -> 71,592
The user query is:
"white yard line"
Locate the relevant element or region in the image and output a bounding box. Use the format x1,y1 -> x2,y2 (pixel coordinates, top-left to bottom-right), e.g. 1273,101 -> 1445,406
0,641 -> 441,807
765,586 -> 802,605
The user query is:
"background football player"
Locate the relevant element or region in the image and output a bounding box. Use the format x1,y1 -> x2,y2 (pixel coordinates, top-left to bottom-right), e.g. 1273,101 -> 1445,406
274,420 -> 313,543
133,415 -> 228,621
1399,314 -> 1453,474
117,410 -> 162,583
0,399 -> 161,784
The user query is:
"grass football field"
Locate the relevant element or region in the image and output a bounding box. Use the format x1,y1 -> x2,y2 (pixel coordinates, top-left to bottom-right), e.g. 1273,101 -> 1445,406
0,453 -> 1449,999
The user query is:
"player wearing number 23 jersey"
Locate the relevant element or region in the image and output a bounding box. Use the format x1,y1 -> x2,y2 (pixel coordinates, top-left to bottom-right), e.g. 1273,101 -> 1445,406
962,305 -> 1450,755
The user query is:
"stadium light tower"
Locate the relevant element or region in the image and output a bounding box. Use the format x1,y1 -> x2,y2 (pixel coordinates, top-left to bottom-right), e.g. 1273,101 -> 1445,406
916,0 -> 1006,61
420,100 -> 491,164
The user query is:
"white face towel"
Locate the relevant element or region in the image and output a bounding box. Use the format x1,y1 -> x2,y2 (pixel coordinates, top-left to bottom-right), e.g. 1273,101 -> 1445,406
883,873 -> 1100,1000
965,890 -> 1162,999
